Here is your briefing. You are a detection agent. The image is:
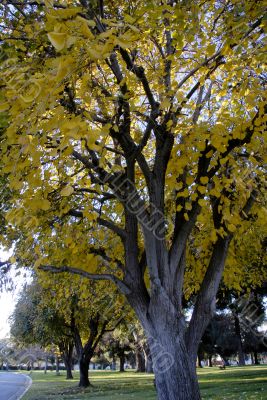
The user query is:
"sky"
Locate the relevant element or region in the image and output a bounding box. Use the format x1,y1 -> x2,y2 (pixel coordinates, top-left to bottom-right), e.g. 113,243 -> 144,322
0,248 -> 28,339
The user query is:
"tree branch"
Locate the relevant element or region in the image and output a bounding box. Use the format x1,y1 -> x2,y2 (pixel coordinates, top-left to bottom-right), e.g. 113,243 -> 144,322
68,209 -> 126,241
119,48 -> 158,111
39,265 -> 131,295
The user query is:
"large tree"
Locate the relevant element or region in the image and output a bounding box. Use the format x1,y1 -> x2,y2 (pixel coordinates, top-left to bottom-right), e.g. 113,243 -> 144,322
1,1 -> 266,399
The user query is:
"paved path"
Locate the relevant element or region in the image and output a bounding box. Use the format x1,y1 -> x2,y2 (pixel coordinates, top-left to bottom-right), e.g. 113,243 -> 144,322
0,372 -> 32,400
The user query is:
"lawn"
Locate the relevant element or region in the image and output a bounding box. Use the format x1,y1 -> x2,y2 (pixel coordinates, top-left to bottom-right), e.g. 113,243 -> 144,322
21,365 -> 267,400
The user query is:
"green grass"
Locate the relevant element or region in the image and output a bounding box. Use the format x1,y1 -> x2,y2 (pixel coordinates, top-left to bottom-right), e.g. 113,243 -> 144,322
21,365 -> 267,400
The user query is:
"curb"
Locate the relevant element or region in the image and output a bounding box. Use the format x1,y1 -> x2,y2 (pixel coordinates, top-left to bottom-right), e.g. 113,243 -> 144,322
16,374 -> 32,400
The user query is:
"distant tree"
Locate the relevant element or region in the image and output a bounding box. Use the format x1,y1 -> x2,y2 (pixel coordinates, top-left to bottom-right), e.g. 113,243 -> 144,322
10,281 -> 75,379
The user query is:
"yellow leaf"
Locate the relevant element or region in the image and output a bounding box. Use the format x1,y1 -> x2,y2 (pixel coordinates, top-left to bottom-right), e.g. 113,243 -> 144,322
198,199 -> 206,207
200,176 -> 209,185
87,47 -> 102,60
40,199 -> 51,211
86,19 -> 96,27
184,213 -> 189,221
48,32 -> 67,51
205,150 -> 213,158
48,32 -> 75,51
185,202 -> 192,211
228,224 -> 237,232
161,98 -> 171,109
124,14 -> 135,24
77,16 -> 95,39
210,230 -> 217,242
34,258 -> 42,268
0,102 -> 9,112
60,186 -> 74,196
83,209 -> 98,221
197,185 -> 206,194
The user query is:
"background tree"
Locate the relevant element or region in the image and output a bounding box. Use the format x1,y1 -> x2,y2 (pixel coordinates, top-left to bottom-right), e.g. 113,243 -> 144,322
1,1 -> 266,399
104,330 -> 132,372
10,281 -> 75,379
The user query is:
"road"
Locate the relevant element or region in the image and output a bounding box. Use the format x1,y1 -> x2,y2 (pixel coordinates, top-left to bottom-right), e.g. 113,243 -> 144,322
0,372 -> 31,400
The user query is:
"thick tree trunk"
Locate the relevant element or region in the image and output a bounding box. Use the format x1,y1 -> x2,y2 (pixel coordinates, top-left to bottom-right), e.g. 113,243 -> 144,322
79,357 -> 90,387
234,316 -> 246,366
149,335 -> 201,400
128,286 -> 202,399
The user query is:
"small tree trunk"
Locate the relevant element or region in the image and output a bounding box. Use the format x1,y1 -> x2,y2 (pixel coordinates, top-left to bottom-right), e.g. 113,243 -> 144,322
135,348 -> 145,372
208,355 -> 213,367
234,316 -> 246,366
60,343 -> 74,380
222,357 -> 229,367
197,349 -> 204,368
65,359 -> 73,379
119,353 -> 125,372
254,352 -> 259,365
144,343 -> 153,373
79,357 -> 90,387
145,356 -> 153,373
55,355 -> 60,376
44,356 -> 48,374
111,355 -> 116,370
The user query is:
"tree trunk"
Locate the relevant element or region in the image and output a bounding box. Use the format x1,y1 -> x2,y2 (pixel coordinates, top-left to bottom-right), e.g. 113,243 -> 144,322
44,356 -> 48,374
65,359 -> 73,379
128,287 -> 202,399
222,357 -> 229,366
119,353 -> 125,372
135,347 -> 145,372
144,343 -> 153,373
197,350 -> 204,368
55,355 -> 60,376
111,355 -> 116,371
71,314 -> 107,388
79,357 -> 90,387
145,356 -> 153,373
149,335 -> 201,400
208,355 -> 213,367
254,352 -> 259,365
60,342 -> 74,380
234,315 -> 246,366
